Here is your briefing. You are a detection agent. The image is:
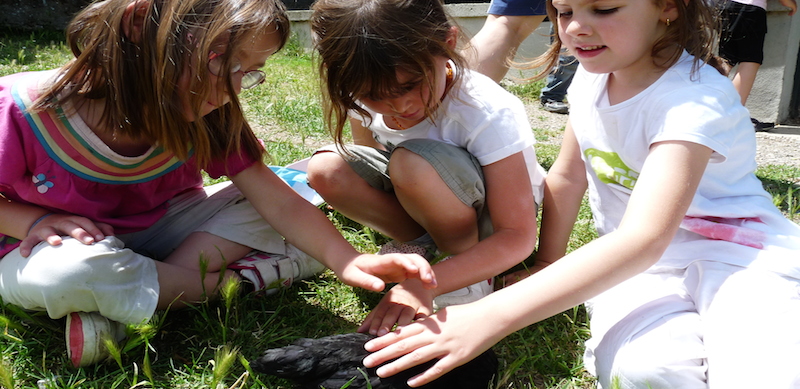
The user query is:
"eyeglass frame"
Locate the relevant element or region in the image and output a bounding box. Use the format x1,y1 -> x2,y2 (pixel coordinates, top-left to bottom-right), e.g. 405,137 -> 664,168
207,51 -> 266,90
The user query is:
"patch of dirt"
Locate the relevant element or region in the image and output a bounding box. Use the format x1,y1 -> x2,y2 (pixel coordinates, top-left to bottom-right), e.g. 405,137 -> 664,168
526,103 -> 800,179
755,131 -> 800,172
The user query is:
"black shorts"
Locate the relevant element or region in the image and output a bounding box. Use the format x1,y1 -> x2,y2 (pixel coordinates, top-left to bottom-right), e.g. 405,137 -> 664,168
718,1 -> 767,65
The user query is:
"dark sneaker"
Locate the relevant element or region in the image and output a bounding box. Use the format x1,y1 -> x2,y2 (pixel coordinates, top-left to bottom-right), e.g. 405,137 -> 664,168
541,99 -> 569,114
751,118 -> 774,132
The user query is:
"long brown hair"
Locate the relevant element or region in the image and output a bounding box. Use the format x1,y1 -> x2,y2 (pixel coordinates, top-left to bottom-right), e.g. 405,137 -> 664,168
31,0 -> 290,169
524,0 -> 726,80
310,0 -> 468,147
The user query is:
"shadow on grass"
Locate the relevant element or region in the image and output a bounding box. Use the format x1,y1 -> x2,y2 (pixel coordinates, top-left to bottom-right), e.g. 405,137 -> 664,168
1,278 -> 367,388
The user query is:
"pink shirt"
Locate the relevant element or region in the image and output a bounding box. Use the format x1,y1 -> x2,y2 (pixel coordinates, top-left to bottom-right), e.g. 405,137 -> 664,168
0,71 -> 258,257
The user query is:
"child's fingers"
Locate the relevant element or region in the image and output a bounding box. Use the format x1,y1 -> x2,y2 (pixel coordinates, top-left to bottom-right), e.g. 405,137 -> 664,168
366,335 -> 446,383
95,222 -> 115,239
357,272 -> 388,292
404,358 -> 456,387
18,236 -> 43,258
376,304 -> 416,337
363,322 -> 425,355
361,301 -> 391,335
370,337 -> 458,387
387,254 -> 437,287
358,310 -> 378,333
71,220 -> 109,243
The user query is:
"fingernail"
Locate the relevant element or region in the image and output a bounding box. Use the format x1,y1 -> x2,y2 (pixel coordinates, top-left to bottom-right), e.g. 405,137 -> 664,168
377,328 -> 388,336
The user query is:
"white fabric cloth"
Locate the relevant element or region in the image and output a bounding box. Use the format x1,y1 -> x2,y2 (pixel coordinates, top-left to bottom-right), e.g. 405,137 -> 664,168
0,236 -> 159,325
568,51 -> 800,387
730,0 -> 767,10
584,261 -> 800,389
353,66 -> 546,206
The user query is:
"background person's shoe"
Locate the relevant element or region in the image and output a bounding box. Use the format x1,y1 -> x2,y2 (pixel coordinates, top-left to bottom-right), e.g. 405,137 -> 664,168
433,278 -> 494,311
230,244 -> 326,295
541,99 -> 569,114
377,239 -> 437,261
751,117 -> 774,132
66,312 -> 126,367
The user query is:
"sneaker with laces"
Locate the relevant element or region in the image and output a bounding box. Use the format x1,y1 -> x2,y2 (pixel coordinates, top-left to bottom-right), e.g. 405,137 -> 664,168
377,240 -> 437,261
541,99 -> 569,114
229,244 -> 326,295
432,278 -> 494,311
66,312 -> 126,367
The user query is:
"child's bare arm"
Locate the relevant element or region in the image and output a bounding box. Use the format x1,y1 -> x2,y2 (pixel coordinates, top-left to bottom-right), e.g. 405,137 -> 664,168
351,118 -> 385,149
360,151 -> 538,335
362,140 -> 714,386
779,0 -> 796,15
0,197 -> 113,257
231,162 -> 436,291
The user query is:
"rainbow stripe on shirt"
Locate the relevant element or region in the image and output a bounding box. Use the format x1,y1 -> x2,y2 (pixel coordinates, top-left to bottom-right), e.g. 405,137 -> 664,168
11,76 -> 188,184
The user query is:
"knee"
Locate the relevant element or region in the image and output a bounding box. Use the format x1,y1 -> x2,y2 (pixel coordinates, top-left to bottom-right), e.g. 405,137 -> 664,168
306,152 -> 353,199
0,237 -> 158,319
387,148 -> 434,190
24,237 -> 147,286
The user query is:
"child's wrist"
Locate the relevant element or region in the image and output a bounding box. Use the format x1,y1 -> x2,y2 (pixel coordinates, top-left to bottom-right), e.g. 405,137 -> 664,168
28,212 -> 54,234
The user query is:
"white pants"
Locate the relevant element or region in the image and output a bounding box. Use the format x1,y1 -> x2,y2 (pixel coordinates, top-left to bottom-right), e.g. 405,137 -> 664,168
584,260 -> 800,389
0,182 -> 286,324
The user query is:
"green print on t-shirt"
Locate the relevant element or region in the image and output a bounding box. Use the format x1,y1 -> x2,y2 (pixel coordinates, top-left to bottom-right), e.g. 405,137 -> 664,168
584,148 -> 639,190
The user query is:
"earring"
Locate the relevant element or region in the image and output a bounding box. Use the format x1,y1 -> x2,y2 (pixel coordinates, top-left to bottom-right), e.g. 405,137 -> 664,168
666,18 -> 671,27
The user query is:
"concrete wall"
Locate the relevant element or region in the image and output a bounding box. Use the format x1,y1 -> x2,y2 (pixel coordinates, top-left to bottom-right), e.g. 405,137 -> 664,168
290,1 -> 800,124
747,0 -> 799,124
3,0 -> 794,123
288,3 -> 552,79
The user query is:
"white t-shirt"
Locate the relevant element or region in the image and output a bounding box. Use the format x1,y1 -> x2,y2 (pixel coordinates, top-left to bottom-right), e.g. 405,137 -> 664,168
731,0 -> 767,10
352,67 -> 546,205
568,51 -> 800,276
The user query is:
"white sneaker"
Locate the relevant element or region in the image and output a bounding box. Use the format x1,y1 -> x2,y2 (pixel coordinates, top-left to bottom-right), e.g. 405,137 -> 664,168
229,244 -> 326,295
432,278 -> 494,311
65,312 -> 126,367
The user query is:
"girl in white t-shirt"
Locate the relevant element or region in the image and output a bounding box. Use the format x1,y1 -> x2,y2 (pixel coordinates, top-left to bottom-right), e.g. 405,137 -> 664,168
361,0 -> 800,387
306,0 -> 546,336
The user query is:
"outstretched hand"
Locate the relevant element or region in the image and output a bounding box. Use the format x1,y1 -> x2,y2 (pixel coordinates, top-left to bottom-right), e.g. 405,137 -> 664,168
336,253 -> 437,292
20,214 -> 114,257
361,302 -> 502,388
358,279 -> 434,336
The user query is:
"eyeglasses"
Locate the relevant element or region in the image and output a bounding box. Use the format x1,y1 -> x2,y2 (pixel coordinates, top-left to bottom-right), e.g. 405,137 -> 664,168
208,51 -> 266,90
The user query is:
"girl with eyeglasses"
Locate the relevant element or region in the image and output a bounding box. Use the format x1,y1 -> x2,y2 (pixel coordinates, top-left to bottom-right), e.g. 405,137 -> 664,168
0,0 -> 435,368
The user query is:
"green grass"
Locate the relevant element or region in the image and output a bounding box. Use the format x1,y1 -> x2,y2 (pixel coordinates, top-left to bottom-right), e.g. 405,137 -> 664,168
1,29 -> 798,389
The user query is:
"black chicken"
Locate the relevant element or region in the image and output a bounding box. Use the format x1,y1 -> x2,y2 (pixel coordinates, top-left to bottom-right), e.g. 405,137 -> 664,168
251,332 -> 498,389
